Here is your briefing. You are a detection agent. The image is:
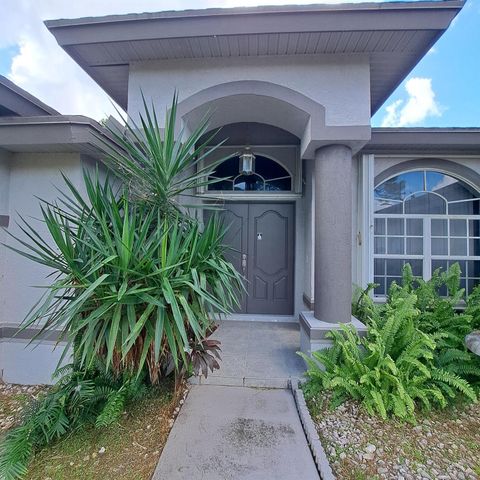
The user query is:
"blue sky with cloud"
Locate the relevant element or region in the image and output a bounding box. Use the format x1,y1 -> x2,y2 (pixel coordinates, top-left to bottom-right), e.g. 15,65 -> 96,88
0,0 -> 478,126
372,0 -> 480,128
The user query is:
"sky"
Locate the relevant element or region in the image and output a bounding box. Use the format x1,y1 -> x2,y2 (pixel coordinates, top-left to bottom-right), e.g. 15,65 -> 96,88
0,0 -> 479,127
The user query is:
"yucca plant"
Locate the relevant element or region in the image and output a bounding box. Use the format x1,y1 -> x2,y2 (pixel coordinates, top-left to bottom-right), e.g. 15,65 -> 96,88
3,94 -> 243,383
5,170 -> 242,384
97,92 -> 229,215
0,94 -> 244,479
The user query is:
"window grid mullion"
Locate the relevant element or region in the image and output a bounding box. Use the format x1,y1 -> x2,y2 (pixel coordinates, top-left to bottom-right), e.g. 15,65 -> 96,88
424,217 -> 432,281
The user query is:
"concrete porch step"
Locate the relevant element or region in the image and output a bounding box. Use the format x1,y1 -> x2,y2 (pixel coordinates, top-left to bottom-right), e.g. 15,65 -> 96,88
195,320 -> 307,389
188,374 -> 303,389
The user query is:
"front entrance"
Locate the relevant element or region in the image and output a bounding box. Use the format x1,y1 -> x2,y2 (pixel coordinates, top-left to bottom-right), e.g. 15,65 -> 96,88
208,203 -> 294,315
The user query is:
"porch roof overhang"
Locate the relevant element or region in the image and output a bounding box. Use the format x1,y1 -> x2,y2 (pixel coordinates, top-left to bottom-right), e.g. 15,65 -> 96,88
364,128 -> 480,155
0,115 -> 118,159
45,1 -> 464,115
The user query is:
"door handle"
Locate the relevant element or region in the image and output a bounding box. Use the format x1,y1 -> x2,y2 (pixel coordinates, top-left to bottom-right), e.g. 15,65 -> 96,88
241,253 -> 247,272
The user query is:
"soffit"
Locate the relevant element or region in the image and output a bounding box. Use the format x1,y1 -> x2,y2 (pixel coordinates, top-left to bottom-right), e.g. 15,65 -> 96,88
45,1 -> 464,113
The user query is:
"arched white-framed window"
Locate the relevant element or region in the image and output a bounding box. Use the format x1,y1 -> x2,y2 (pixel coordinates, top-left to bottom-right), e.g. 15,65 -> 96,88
373,169 -> 480,297
207,155 -> 292,192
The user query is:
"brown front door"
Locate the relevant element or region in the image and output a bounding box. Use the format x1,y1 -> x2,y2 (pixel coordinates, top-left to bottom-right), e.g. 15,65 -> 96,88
207,203 -> 294,315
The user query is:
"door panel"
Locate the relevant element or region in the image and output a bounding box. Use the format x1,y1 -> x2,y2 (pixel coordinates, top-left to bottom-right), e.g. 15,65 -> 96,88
247,204 -> 294,315
205,204 -> 248,313
205,203 -> 294,315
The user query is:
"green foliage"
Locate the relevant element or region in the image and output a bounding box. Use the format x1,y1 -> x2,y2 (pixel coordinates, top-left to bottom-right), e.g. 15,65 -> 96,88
389,264 -> 480,383
4,95 -> 243,385
352,283 -> 379,324
0,94 -> 244,478
97,92 -> 231,217
0,364 -> 146,480
301,264 -> 480,422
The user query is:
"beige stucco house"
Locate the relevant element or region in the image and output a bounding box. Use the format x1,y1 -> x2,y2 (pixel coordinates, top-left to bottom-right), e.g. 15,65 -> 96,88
2,0 -> 480,384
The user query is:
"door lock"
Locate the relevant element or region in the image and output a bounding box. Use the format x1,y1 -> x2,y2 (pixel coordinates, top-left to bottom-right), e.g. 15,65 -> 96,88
242,253 -> 247,271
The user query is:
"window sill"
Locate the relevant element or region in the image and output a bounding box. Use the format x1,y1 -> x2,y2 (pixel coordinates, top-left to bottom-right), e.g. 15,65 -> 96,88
197,192 -> 302,201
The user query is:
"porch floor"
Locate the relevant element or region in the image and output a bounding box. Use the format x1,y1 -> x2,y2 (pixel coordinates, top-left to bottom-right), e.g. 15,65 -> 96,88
191,321 -> 306,389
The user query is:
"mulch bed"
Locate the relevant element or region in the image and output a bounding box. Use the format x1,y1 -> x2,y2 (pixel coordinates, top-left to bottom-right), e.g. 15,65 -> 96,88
308,392 -> 480,480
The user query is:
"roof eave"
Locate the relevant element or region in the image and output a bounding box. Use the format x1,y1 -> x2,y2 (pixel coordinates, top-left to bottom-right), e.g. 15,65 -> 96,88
364,127 -> 480,155
0,75 -> 60,116
45,1 -> 465,32
45,1 -> 465,46
44,1 -> 465,115
0,115 -> 120,158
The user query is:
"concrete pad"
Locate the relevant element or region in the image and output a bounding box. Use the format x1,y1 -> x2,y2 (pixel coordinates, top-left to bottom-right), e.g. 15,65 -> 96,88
200,321 -> 306,388
153,385 -> 319,480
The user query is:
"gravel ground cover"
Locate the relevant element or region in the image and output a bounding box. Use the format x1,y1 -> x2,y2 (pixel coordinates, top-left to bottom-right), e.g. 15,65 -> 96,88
308,392 -> 480,480
0,382 -> 46,431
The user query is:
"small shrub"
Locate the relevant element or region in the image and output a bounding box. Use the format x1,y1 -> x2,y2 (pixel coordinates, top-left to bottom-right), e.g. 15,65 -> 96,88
352,283 -> 378,322
301,264 -> 480,422
390,264 -> 480,384
0,363 -> 147,479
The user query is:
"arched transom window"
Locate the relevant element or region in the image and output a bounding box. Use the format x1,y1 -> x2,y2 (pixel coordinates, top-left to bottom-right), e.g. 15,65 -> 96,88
374,169 -> 480,297
208,155 -> 292,192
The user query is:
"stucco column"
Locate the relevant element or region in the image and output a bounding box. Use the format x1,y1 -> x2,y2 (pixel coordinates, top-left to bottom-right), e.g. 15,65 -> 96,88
314,144 -> 353,323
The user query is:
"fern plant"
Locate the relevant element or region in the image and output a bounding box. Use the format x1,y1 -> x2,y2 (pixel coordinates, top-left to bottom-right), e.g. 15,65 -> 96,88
352,282 -> 379,324
0,362 -> 147,480
300,288 -> 477,422
389,264 -> 480,384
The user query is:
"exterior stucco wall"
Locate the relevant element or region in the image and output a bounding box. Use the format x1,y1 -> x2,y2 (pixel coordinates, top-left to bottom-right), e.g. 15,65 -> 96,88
352,154 -> 361,287
0,153 -> 83,327
0,150 -> 10,216
0,150 -> 12,319
294,197 -> 306,318
302,159 -> 314,307
0,152 -> 87,384
127,54 -> 371,129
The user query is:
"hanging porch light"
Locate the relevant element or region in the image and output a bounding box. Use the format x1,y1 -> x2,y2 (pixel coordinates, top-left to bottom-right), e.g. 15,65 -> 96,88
239,148 -> 256,175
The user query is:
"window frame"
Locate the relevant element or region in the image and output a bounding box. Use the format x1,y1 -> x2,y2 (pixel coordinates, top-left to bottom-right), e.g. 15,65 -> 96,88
372,167 -> 480,299
207,154 -> 293,193
196,145 -> 302,200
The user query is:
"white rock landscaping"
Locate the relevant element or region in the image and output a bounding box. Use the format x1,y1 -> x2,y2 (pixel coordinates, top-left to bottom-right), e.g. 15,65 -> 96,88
307,392 -> 480,480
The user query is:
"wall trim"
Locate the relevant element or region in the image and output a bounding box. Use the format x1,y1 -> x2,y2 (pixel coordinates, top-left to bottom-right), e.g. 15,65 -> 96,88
302,293 -> 314,310
0,324 -> 63,342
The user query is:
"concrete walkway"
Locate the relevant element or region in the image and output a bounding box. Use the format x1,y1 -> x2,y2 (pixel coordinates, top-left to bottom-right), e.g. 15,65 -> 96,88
191,321 -> 306,388
153,385 -> 319,480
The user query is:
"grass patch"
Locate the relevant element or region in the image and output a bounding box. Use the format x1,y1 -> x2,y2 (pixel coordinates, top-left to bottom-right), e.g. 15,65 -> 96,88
401,441 -> 427,465
24,381 -> 181,480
